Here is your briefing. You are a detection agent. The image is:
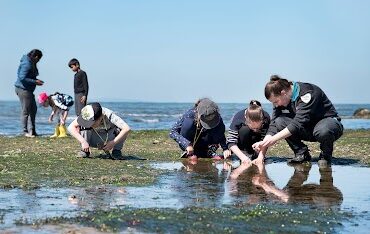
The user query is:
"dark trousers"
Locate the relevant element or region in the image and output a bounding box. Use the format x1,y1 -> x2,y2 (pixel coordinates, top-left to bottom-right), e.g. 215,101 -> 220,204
15,87 -> 37,134
238,126 -> 263,156
274,116 -> 343,157
74,93 -> 87,116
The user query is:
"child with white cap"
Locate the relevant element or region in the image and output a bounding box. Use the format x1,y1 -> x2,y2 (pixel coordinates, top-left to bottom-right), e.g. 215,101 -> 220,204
67,102 -> 130,159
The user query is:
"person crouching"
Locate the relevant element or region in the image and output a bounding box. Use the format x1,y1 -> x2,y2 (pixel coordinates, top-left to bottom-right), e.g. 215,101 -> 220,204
169,98 -> 231,161
68,102 -> 130,160
38,92 -> 74,138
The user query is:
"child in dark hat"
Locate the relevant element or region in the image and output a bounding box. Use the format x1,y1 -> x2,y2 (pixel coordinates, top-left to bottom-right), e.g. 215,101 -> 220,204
169,98 -> 231,161
68,102 -> 130,159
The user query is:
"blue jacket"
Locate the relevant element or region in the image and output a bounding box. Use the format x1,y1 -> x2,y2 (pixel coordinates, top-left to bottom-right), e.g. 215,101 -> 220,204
14,55 -> 39,92
169,107 -> 228,151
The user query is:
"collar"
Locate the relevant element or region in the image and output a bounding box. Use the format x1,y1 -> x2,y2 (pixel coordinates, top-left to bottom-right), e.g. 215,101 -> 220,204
291,82 -> 300,102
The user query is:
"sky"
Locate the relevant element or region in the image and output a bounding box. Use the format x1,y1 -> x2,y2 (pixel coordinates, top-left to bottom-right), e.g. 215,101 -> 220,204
1,0 -> 370,104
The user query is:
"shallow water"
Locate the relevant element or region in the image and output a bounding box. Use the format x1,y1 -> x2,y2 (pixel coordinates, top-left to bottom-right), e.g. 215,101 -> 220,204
1,161 -> 369,233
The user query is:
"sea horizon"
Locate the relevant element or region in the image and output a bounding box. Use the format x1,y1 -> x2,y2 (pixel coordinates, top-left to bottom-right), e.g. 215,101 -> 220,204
1,101 -> 370,136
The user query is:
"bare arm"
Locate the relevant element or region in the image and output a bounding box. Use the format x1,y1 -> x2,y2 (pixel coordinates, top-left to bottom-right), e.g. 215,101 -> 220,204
68,118 -> 90,152
229,145 -> 251,164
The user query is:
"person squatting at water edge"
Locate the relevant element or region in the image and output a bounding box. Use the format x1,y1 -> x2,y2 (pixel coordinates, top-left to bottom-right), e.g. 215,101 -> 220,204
68,58 -> 89,116
68,102 -> 130,160
252,75 -> 344,167
14,49 -> 44,137
38,92 -> 74,138
226,100 -> 270,164
169,98 -> 231,161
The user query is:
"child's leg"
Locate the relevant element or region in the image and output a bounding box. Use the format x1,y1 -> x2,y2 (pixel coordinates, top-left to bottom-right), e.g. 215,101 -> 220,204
82,130 -> 100,149
108,127 -> 125,151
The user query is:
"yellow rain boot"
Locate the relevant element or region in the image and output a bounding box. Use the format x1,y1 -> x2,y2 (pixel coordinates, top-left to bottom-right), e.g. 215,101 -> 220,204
58,125 -> 68,138
50,124 -> 60,138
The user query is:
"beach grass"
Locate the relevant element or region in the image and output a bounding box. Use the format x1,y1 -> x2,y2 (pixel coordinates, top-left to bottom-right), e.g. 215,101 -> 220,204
0,129 -> 369,189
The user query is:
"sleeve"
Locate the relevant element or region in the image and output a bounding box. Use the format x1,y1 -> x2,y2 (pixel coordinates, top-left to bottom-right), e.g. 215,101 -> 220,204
260,110 -> 271,138
169,110 -> 192,150
226,112 -> 241,149
218,120 -> 228,151
82,72 -> 89,97
266,106 -> 281,135
286,92 -> 317,135
18,62 -> 36,85
52,94 -> 68,110
106,109 -> 128,130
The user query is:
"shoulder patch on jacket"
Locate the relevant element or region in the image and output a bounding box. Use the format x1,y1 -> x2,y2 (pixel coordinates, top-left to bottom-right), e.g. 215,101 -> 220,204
300,93 -> 312,103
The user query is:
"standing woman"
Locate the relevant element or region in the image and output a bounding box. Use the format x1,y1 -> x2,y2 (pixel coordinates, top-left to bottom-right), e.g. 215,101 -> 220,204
14,49 -> 44,137
169,98 -> 231,160
253,75 -> 343,166
227,100 -> 270,164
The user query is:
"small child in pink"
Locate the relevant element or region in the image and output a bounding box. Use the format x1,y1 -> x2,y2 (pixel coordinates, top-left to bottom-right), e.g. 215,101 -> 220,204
38,92 -> 74,137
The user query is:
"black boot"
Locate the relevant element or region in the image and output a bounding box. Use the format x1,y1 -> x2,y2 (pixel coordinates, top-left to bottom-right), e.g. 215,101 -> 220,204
288,151 -> 311,163
318,152 -> 332,168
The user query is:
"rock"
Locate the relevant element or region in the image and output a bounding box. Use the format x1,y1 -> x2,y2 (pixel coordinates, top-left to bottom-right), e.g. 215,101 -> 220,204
153,140 -> 160,144
353,108 -> 370,118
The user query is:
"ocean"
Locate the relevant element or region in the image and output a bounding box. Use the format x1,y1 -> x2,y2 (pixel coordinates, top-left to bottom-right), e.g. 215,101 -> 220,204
1,101 -> 370,136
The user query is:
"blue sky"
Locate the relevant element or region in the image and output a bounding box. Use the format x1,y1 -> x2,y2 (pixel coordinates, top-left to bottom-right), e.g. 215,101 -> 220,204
1,0 -> 370,103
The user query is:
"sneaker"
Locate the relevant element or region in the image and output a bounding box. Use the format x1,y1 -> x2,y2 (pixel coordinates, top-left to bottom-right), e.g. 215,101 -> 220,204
111,149 -> 124,160
288,151 -> 311,164
24,132 -> 36,138
77,150 -> 90,158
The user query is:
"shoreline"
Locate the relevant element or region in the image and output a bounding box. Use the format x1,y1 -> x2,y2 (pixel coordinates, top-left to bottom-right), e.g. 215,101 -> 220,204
0,129 -> 369,189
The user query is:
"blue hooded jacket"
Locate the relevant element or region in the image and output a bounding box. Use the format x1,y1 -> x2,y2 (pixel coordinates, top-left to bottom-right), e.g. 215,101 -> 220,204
14,55 -> 39,92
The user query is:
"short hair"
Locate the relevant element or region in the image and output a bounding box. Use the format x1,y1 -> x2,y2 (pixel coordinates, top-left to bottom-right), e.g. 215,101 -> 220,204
28,49 -> 43,59
68,58 -> 80,68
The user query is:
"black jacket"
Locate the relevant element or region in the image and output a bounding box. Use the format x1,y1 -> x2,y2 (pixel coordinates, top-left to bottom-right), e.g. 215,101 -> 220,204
267,82 -> 339,136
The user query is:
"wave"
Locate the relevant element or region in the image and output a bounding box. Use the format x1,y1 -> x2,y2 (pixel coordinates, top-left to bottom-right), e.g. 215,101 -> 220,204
124,113 -> 182,118
131,118 -> 160,123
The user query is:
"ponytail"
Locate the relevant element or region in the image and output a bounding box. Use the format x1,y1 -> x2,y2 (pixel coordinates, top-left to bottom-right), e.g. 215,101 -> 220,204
264,75 -> 292,99
245,100 -> 263,122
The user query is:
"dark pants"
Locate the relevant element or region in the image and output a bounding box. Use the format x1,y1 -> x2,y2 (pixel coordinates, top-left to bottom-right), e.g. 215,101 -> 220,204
81,127 -> 124,151
192,144 -> 219,158
274,116 -> 343,157
15,87 -> 37,134
74,93 -> 87,116
179,135 -> 219,158
238,126 -> 263,156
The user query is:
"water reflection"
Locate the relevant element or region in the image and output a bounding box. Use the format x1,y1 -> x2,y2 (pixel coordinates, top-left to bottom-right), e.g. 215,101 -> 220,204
150,159 -> 344,208
1,160 -> 368,232
224,161 -> 343,207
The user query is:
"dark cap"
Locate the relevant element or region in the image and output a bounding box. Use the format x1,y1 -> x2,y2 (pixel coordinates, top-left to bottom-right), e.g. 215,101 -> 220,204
77,102 -> 103,128
197,98 -> 220,129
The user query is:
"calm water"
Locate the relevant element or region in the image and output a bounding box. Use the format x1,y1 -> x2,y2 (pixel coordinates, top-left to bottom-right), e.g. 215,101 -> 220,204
1,101 -> 370,135
0,161 -> 369,233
